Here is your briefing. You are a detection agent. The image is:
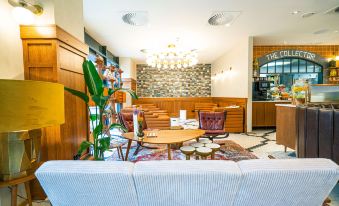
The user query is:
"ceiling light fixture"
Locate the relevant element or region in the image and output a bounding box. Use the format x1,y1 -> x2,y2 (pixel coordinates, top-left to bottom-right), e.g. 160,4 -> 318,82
122,11 -> 148,26
302,12 -> 316,18
291,10 -> 301,15
141,44 -> 198,69
8,0 -> 43,25
208,11 -> 241,26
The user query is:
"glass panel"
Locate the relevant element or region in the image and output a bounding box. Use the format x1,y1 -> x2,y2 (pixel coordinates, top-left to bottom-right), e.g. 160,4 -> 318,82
315,65 -> 321,72
299,59 -> 306,73
260,64 -> 267,73
307,61 -> 314,73
283,59 -> 291,73
275,59 -> 283,73
291,59 -> 299,73
267,62 -> 275,73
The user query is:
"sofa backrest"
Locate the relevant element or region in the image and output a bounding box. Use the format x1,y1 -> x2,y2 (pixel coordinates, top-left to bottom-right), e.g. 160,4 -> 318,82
35,159 -> 339,206
234,159 -> 339,206
133,160 -> 242,206
35,161 -> 138,206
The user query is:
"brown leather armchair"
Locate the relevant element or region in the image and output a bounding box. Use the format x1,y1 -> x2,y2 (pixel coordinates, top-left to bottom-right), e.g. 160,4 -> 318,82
198,111 -> 229,142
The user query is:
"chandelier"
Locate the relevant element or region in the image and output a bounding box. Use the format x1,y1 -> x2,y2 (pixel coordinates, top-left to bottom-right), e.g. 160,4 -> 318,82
142,44 -> 198,69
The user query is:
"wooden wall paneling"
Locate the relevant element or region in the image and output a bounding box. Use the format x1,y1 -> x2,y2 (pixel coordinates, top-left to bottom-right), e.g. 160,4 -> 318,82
133,97 -> 247,132
21,25 -> 89,199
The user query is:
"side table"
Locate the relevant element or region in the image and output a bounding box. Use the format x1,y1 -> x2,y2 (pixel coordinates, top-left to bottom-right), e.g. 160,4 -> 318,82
0,174 -> 36,206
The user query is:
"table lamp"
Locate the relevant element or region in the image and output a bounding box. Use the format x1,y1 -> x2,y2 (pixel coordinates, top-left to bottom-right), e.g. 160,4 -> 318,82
0,79 -> 65,181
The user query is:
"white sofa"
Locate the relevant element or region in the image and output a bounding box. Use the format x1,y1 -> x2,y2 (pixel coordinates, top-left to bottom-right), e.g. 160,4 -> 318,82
35,159 -> 339,206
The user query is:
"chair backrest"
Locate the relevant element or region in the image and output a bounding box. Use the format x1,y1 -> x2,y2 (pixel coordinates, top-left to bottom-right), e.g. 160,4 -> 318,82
35,161 -> 138,206
133,160 -> 242,206
118,111 -> 147,132
198,111 -> 226,130
233,159 -> 339,206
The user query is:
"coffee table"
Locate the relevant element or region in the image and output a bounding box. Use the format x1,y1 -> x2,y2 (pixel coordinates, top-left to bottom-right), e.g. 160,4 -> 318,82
122,129 -> 205,160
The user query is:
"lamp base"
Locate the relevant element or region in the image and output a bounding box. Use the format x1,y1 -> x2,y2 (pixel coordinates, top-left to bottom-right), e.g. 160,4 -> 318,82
0,129 -> 41,181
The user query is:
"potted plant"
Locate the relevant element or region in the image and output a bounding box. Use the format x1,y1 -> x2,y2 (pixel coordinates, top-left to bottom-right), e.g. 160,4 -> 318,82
65,60 -> 138,160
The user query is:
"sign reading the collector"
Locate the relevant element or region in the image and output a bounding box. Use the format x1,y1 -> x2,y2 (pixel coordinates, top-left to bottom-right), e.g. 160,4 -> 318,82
258,49 -> 325,66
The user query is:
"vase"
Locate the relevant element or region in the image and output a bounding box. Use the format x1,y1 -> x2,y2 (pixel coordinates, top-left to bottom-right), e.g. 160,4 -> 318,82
137,122 -> 144,138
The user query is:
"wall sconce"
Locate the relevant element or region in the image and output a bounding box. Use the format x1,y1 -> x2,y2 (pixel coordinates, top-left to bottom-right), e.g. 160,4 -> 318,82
8,0 -> 43,25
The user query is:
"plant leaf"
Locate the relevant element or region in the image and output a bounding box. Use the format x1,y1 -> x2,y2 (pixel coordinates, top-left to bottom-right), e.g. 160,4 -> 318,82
109,88 -> 138,100
109,123 -> 128,133
90,114 -> 98,121
98,137 -> 111,152
93,123 -> 103,138
64,87 -> 89,104
83,60 -> 104,96
78,141 -> 93,155
91,95 -> 109,107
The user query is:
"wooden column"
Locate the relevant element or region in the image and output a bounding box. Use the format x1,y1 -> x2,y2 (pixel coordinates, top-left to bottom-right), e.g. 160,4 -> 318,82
21,25 -> 89,199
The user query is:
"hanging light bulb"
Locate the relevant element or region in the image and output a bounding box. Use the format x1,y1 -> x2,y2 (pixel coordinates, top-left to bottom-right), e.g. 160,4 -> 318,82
156,64 -> 161,69
170,64 -> 175,69
183,63 -> 188,68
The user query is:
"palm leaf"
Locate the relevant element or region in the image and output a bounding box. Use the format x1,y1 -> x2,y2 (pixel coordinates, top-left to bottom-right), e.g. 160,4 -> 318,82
83,60 -> 104,96
78,141 -> 93,155
109,123 -> 128,133
64,87 -> 89,104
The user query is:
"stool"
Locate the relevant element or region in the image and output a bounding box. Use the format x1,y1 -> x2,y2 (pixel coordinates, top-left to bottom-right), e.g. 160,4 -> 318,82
190,142 -> 204,159
199,139 -> 212,145
196,147 -> 212,160
205,143 -> 221,160
180,146 -> 195,160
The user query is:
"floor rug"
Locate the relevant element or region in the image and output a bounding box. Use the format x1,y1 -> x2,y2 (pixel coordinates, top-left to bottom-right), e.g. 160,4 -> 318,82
107,139 -> 257,162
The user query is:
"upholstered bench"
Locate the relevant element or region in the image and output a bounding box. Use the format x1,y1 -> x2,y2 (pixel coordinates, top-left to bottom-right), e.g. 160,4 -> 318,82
36,159 -> 339,206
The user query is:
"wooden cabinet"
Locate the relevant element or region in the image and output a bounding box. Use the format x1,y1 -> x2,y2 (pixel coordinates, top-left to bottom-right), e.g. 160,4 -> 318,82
21,25 -> 89,199
252,101 -> 291,127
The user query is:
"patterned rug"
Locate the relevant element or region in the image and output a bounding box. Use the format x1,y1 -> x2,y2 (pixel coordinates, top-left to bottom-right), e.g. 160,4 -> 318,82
107,139 -> 257,162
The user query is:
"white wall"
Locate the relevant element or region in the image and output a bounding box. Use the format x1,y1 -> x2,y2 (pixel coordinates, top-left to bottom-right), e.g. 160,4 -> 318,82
54,0 -> 84,42
120,57 -> 137,107
211,37 -> 253,131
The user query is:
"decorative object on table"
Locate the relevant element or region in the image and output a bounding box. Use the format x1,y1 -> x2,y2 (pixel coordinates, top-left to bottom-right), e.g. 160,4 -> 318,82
0,79 -> 65,181
198,111 -> 229,142
137,112 -> 145,138
291,79 -> 309,105
65,60 -> 138,160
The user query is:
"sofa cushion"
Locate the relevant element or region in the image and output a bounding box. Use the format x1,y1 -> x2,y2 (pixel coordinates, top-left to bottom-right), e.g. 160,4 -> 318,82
35,161 -> 138,206
133,160 -> 242,206
234,159 -> 339,206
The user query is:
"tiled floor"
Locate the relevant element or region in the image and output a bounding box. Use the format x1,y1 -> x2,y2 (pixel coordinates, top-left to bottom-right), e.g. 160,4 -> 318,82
31,127 -> 339,206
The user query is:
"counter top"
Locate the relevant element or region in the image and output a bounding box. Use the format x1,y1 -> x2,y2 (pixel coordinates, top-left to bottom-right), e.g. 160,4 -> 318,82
252,100 -> 292,103
275,104 -> 296,107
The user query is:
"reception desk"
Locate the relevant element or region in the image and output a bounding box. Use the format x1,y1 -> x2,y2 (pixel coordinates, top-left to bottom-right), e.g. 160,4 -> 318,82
276,104 -> 297,151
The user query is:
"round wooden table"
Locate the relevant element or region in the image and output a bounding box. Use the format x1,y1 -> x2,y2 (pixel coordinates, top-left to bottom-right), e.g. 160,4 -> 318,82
122,129 -> 205,160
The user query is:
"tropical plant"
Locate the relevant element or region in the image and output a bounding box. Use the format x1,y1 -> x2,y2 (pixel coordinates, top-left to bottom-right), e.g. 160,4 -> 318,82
65,60 -> 138,160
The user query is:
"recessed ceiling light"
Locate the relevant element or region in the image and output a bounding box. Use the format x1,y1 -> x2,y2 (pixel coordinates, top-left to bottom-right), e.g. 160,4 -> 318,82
302,12 -> 316,18
313,29 -> 329,35
291,10 -> 301,15
122,11 -> 148,26
334,30 -> 339,33
208,11 -> 241,26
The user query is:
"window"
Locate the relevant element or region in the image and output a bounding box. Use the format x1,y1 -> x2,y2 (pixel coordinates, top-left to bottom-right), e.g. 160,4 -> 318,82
259,58 -> 322,74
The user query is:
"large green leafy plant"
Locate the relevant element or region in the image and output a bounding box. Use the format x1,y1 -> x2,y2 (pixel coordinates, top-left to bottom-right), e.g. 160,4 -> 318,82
65,60 -> 138,160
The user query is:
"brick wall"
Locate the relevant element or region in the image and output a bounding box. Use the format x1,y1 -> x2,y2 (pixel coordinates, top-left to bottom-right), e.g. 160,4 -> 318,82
137,64 -> 211,97
254,45 -> 339,62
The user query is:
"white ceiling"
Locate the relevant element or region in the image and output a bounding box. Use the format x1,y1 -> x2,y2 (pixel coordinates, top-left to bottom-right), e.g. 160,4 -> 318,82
83,0 -> 339,64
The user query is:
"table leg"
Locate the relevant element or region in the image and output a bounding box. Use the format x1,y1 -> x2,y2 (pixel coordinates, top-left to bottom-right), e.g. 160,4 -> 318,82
11,185 -> 17,206
125,140 -> 132,161
24,182 -> 32,206
167,144 -> 171,160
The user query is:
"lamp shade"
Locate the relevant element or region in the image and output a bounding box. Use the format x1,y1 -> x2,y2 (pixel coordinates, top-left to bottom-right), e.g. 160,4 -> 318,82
0,79 -> 65,132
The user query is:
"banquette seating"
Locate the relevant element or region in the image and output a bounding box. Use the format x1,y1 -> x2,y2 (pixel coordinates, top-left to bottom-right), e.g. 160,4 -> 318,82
36,159 -> 339,206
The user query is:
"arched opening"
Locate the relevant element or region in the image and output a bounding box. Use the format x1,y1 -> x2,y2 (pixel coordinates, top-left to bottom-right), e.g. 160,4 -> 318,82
257,57 -> 323,92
